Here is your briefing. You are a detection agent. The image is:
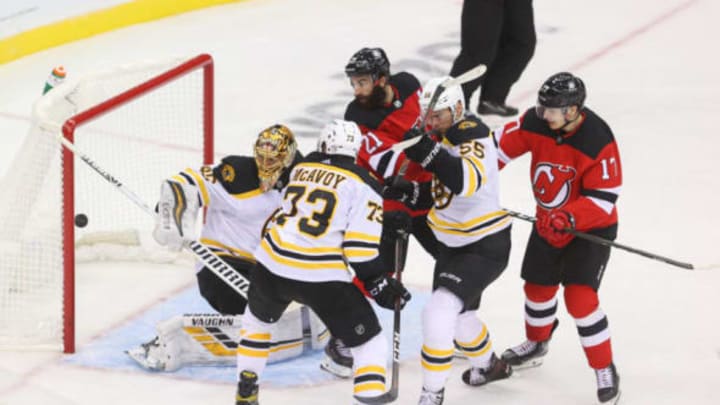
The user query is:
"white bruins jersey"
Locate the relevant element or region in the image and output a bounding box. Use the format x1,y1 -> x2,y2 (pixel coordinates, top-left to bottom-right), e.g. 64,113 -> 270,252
428,117 -> 511,247
171,156 -> 281,266
255,153 -> 385,283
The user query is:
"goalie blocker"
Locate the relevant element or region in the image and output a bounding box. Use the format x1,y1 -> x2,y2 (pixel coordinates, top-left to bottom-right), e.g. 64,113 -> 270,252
153,180 -> 200,251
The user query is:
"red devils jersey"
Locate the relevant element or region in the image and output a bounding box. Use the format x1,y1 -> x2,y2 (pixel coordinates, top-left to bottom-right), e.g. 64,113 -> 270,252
497,107 -> 622,231
344,72 -> 433,216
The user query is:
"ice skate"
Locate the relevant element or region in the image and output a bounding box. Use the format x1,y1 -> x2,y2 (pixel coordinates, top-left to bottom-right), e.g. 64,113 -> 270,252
236,370 -> 259,405
418,387 -> 444,405
595,363 -> 621,404
501,339 -> 550,369
461,353 -> 512,386
319,336 -> 353,378
501,319 -> 558,369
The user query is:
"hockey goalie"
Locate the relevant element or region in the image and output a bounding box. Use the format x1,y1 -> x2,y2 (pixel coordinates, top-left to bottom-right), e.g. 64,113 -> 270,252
127,125 -> 339,373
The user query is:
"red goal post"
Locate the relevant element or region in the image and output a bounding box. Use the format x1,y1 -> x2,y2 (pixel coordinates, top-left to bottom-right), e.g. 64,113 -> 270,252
0,54 -> 214,353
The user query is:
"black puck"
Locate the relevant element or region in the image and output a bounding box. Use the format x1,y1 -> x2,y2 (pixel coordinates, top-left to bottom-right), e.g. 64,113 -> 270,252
74,213 -> 88,228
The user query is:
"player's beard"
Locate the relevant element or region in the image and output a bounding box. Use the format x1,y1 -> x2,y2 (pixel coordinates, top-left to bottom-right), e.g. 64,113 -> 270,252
356,85 -> 387,110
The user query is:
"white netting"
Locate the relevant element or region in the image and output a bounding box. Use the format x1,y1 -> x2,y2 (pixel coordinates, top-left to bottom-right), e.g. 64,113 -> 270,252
0,56 -> 211,349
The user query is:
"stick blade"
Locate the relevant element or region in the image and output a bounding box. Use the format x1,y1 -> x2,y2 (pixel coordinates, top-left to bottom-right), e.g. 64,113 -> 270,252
445,64 -> 487,87
694,263 -> 720,270
353,389 -> 398,404
390,135 -> 422,153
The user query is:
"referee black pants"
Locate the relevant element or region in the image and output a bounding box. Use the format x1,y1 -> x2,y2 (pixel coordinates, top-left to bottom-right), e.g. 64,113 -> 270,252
450,0 -> 536,105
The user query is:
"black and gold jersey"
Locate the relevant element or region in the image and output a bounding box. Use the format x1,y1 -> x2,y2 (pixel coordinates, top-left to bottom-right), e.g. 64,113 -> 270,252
255,153 -> 385,283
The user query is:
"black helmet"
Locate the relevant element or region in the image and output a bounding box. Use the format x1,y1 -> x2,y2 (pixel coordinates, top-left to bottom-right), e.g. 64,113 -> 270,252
345,47 -> 390,80
538,72 -> 586,109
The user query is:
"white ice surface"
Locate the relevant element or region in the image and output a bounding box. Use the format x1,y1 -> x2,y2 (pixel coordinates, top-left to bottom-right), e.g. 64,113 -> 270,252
1,0 -> 719,404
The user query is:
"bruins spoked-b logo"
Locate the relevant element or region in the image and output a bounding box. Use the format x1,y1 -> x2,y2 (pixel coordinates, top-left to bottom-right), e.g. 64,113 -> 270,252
431,176 -> 453,209
221,164 -> 235,182
532,163 -> 576,209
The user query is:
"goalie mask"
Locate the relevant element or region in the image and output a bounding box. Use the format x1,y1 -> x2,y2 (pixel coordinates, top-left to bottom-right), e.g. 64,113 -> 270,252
254,124 -> 297,191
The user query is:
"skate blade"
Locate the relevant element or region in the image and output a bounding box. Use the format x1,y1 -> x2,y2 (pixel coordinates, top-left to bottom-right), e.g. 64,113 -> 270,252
509,358 -> 544,370
597,389 -> 621,405
319,358 -> 352,379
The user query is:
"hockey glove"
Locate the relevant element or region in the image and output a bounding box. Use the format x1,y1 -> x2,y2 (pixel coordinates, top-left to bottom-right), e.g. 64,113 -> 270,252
363,274 -> 411,310
383,176 -> 419,205
536,210 -> 575,248
383,210 -> 412,237
403,129 -> 441,168
403,126 -> 424,141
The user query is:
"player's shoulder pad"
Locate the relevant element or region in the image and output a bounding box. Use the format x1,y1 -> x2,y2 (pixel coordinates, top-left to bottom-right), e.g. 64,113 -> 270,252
566,108 -> 617,158
302,152 -> 382,195
344,100 -> 359,121
212,155 -> 260,194
344,101 -> 381,130
444,115 -> 492,146
519,107 -> 547,133
520,107 -> 564,143
390,72 -> 421,100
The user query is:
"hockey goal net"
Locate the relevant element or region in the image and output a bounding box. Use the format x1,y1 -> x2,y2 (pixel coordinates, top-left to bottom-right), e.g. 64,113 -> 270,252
0,54 -> 214,353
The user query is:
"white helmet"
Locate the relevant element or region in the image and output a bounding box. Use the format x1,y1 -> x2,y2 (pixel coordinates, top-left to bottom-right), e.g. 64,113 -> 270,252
317,119 -> 363,158
420,76 -> 466,123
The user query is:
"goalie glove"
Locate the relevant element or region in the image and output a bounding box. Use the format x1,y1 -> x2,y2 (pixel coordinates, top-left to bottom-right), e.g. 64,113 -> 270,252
153,180 -> 200,251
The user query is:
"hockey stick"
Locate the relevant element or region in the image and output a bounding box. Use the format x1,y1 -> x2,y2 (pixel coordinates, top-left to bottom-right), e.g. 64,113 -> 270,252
502,208 -> 698,270
388,231 -> 408,399
56,134 -> 250,297
390,63 -> 488,153
354,230 -> 408,405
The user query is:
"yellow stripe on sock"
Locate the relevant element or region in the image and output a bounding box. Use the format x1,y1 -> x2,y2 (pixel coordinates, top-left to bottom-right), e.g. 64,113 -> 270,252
353,382 -> 385,394
354,365 -> 386,377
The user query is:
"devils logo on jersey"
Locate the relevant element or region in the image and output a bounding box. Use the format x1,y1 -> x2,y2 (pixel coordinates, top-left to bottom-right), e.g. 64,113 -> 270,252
532,163 -> 577,209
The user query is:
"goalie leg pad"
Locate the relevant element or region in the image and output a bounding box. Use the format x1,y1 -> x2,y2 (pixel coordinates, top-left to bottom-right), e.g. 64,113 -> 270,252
126,315 -> 193,371
127,314 -> 243,371
266,303 -> 328,363
126,308 -> 328,371
153,180 -> 200,251
306,306 -> 331,350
